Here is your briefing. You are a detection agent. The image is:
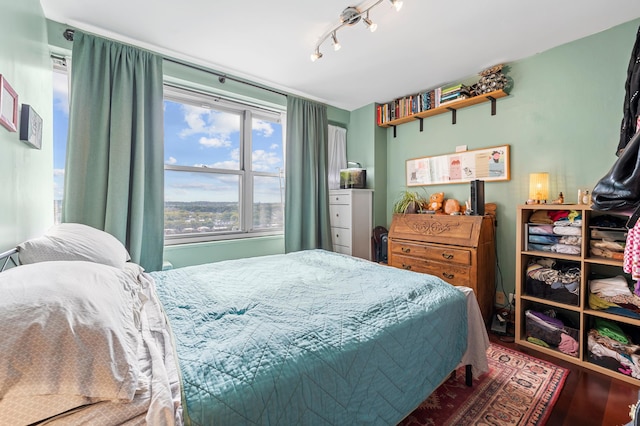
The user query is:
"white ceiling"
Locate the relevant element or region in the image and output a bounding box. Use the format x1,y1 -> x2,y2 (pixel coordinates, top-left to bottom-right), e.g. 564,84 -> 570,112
40,0 -> 640,111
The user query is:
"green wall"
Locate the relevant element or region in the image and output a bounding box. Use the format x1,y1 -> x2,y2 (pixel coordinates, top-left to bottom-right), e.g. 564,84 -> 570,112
349,18 -> 640,298
0,0 -> 53,251
348,104 -> 388,228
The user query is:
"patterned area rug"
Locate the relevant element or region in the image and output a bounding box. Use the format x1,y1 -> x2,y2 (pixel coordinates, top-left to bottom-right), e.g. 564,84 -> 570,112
400,343 -> 569,426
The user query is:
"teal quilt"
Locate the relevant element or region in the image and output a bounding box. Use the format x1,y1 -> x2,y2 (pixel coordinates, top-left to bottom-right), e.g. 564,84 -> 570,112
151,249 -> 467,425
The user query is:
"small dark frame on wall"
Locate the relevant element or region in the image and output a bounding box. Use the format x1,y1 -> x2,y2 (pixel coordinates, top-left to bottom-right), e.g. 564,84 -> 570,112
20,104 -> 43,149
0,74 -> 18,132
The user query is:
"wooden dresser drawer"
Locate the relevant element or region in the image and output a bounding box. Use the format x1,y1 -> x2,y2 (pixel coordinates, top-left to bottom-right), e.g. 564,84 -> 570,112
329,204 -> 352,228
391,254 -> 471,286
390,240 -> 471,266
331,227 -> 352,248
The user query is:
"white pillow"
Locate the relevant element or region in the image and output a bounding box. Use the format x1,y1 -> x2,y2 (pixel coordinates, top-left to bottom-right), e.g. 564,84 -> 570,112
0,261 -> 142,417
18,223 -> 131,268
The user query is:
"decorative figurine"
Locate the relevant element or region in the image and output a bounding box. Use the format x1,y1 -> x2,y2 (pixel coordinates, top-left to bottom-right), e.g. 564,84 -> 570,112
551,192 -> 564,204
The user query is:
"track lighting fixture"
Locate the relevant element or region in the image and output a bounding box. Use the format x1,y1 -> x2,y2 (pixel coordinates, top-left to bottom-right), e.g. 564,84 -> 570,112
311,0 -> 403,61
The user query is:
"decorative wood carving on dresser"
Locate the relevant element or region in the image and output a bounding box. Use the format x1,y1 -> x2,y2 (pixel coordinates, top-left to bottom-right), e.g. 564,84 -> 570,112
387,212 -> 496,324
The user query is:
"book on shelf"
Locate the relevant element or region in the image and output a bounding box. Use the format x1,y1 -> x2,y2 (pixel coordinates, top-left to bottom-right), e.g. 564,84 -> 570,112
441,83 -> 465,95
439,94 -> 469,106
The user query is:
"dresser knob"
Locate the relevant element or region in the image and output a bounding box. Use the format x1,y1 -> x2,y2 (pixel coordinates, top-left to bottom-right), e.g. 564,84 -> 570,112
442,253 -> 453,259
442,272 -> 454,279
402,264 -> 412,270
336,234 -> 339,238
401,247 -> 411,253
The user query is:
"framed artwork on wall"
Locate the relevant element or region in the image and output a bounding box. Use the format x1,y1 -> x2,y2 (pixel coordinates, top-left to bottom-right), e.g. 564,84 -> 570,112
0,74 -> 18,132
406,145 -> 510,186
20,104 -> 43,149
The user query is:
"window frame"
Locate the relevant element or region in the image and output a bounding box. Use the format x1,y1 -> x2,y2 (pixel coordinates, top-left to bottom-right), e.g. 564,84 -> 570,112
163,85 -> 286,246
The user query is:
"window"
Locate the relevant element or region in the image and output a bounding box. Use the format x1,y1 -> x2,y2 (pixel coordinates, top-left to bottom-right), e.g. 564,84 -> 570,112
163,86 -> 285,244
52,63 -> 70,224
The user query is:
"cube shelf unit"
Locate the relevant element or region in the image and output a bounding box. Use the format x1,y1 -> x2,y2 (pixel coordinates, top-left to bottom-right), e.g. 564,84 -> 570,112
515,203 -> 639,386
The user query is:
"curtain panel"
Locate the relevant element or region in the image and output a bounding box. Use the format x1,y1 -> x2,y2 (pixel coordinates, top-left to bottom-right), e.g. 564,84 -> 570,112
284,97 -> 332,253
62,31 -> 164,271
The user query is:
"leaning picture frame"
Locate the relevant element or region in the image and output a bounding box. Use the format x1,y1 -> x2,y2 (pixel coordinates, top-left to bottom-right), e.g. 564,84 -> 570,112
20,104 -> 43,149
406,145 -> 510,186
0,74 -> 18,132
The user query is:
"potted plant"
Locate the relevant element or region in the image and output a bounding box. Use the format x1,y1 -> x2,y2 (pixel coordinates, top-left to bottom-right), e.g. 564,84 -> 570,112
392,190 -> 428,214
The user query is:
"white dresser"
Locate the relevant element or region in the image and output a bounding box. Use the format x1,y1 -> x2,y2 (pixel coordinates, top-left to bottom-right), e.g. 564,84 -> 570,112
328,189 -> 373,260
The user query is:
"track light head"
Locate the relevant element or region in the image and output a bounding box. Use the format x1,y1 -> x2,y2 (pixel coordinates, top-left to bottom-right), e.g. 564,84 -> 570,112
310,47 -> 323,62
363,12 -> 377,32
331,32 -> 341,51
389,0 -> 403,11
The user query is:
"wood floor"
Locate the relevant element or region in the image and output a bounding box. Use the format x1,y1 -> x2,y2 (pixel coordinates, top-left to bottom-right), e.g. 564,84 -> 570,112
489,331 -> 639,426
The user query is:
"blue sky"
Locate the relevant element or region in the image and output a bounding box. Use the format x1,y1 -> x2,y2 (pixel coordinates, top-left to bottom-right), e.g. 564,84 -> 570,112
52,72 -> 284,203
52,70 -> 69,201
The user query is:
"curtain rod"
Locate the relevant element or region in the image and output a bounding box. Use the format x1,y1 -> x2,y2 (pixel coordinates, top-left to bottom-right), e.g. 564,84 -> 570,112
62,28 -> 288,99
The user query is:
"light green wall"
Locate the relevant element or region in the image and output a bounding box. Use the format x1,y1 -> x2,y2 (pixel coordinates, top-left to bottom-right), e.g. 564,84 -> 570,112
348,104 -> 388,228
0,0 -> 53,251
350,18 -> 639,297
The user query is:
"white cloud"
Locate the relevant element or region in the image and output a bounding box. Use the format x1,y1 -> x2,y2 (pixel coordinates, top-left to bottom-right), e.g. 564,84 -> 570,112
179,105 -> 239,149
53,168 -> 65,177
252,149 -> 281,171
53,71 -> 69,116
270,143 -> 279,150
199,136 -> 231,148
166,157 -> 177,165
253,119 -> 274,137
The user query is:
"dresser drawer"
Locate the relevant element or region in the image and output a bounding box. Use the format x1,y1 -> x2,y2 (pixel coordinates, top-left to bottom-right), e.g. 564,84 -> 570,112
391,255 -> 471,286
329,204 -> 351,228
333,244 -> 351,255
329,193 -> 351,205
331,227 -> 352,248
390,240 -> 471,266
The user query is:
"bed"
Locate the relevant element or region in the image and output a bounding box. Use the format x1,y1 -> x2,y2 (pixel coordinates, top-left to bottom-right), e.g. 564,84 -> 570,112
0,224 -> 489,425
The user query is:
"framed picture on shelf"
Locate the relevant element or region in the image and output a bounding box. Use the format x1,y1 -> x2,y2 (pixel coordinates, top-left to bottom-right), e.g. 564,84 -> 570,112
19,104 -> 43,149
0,74 -> 18,132
406,144 -> 510,186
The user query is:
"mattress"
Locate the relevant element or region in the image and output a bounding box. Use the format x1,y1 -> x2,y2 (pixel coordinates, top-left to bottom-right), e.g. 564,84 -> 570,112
151,249 -> 469,425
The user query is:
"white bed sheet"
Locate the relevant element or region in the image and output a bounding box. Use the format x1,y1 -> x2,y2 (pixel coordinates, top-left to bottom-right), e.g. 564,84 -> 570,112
458,286 -> 491,377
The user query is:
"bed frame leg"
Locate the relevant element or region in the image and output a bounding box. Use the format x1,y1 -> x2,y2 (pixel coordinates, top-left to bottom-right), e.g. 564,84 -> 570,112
465,364 -> 472,387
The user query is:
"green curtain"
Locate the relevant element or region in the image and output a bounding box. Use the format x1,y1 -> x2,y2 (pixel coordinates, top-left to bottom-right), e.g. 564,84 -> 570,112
284,96 -> 332,252
62,31 -> 164,271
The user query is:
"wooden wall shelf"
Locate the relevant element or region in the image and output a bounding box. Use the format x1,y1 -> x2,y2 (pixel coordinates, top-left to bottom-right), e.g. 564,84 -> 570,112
378,89 -> 508,137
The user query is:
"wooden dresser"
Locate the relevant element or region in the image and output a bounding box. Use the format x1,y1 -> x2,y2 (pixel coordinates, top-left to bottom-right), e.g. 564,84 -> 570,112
387,213 -> 496,324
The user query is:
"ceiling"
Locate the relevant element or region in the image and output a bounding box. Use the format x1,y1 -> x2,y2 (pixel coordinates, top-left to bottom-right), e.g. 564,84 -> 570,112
40,0 -> 640,111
